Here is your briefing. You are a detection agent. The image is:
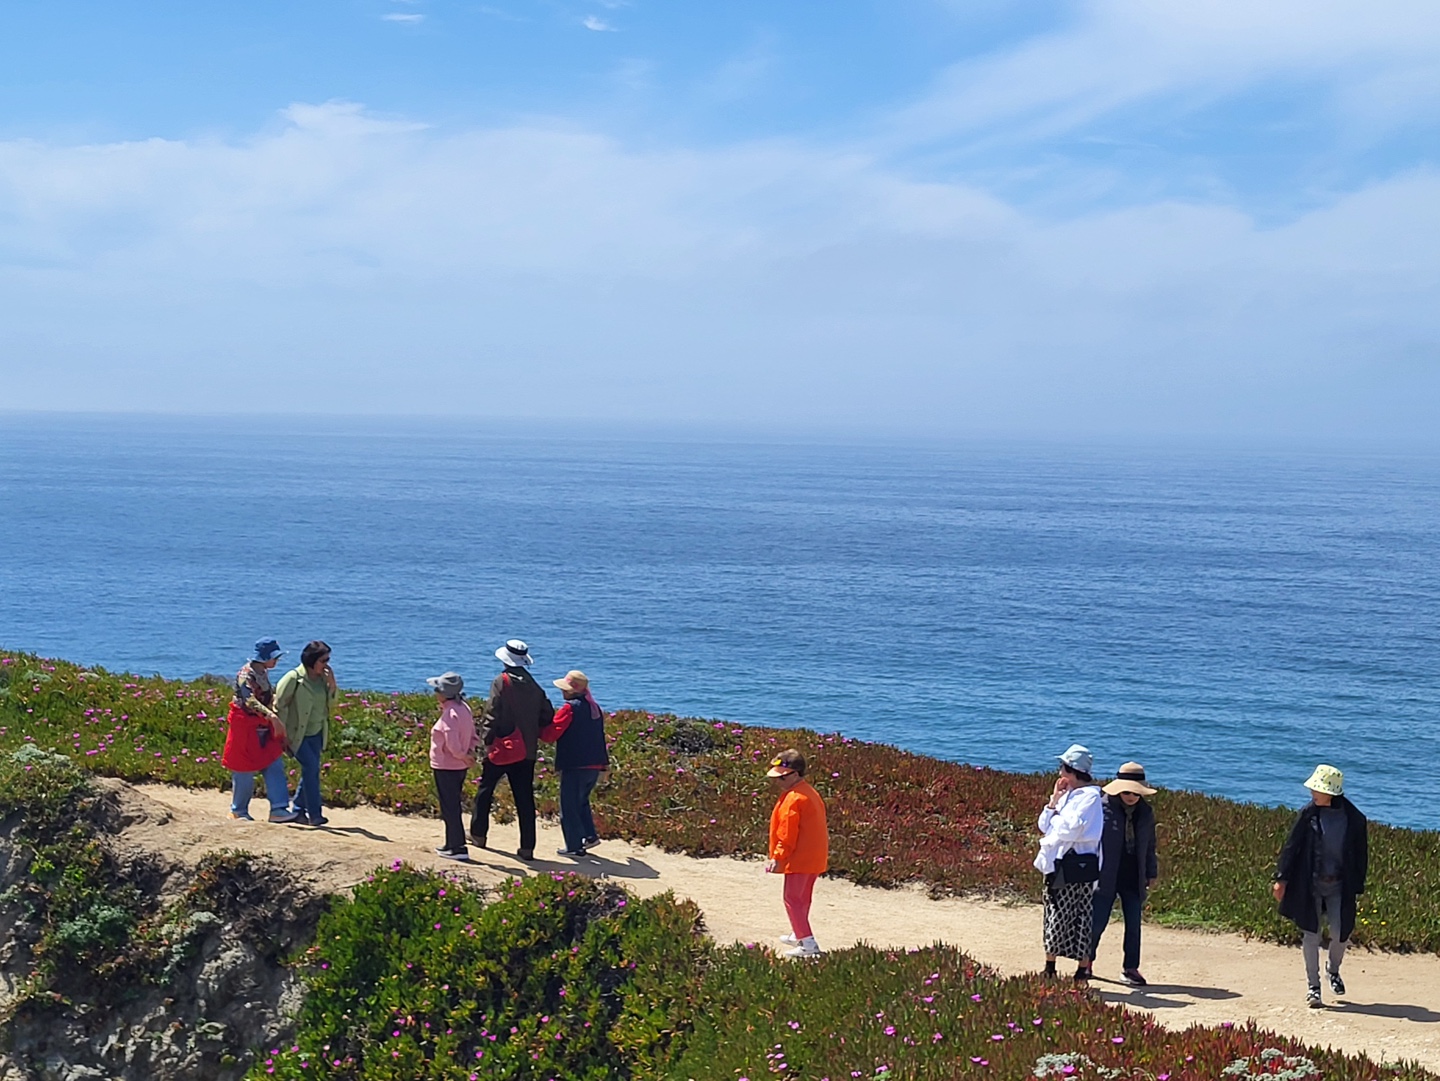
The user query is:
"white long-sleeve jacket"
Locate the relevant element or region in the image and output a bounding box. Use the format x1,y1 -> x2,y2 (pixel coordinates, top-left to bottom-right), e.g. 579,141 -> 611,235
1033,784 -> 1104,875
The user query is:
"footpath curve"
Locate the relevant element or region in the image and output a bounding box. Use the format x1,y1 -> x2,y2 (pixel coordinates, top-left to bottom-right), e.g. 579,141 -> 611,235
125,782 -> 1440,1072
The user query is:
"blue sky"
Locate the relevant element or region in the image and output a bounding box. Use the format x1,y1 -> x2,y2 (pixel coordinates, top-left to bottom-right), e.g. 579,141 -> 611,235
1,1 -> 1438,440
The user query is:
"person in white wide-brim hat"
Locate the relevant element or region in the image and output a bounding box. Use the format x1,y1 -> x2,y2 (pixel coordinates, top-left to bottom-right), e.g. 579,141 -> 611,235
1273,764 -> 1369,1009
471,639 -> 554,861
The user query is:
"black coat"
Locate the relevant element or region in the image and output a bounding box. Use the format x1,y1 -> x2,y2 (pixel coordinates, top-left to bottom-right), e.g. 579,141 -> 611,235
1098,794 -> 1158,897
1274,796 -> 1368,940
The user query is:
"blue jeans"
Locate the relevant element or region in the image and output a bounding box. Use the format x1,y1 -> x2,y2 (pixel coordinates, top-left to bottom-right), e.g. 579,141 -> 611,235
559,769 -> 601,851
230,758 -> 290,816
289,733 -> 325,821
1092,886 -> 1145,970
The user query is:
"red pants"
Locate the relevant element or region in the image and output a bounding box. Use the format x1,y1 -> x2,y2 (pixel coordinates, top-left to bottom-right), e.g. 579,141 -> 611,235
783,872 -> 818,939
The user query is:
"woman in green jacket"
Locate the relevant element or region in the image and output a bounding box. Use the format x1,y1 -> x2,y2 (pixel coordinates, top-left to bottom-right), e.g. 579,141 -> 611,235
274,640 -> 336,827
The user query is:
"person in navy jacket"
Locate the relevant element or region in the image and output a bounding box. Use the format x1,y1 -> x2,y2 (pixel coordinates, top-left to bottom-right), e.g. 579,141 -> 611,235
1091,762 -> 1159,986
541,670 -> 610,857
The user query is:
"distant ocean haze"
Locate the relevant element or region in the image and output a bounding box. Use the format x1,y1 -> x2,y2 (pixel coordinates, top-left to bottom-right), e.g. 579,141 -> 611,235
2,414 -> 1437,829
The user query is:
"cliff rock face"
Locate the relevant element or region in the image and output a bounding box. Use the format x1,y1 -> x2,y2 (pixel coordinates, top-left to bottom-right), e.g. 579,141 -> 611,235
0,780 -> 325,1081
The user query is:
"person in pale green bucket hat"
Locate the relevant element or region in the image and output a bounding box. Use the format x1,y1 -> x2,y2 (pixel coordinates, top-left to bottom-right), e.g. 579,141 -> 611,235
1272,764 -> 1369,1009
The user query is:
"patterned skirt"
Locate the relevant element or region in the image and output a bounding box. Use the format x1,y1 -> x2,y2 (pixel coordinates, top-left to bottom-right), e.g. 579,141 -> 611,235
1043,879 -> 1097,961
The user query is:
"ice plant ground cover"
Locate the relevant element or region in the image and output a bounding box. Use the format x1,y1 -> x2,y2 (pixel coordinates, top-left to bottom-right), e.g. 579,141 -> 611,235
2,651 -> 1438,952
257,864 -> 1432,1081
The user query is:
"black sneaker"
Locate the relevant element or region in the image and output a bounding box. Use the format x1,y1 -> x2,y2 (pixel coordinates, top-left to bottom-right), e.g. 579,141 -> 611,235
556,847 -> 586,858
1073,965 -> 1092,983
581,836 -> 600,850
469,829 -> 488,848
435,847 -> 470,862
1328,969 -> 1345,996
516,848 -> 535,861
1042,961 -> 1058,978
1122,969 -> 1148,987
1307,986 -> 1323,1009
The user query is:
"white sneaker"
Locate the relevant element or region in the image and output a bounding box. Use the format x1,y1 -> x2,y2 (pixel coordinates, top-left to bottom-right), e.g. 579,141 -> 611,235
778,933 -> 799,946
783,937 -> 822,959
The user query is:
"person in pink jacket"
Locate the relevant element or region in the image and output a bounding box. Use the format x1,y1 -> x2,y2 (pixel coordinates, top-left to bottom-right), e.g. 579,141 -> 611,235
427,671 -> 477,861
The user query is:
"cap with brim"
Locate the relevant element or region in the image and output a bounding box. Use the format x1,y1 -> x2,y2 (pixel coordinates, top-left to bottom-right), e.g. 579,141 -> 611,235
1056,744 -> 1094,775
495,639 -> 533,668
426,672 -> 465,698
1304,764 -> 1344,797
253,638 -> 284,662
766,763 -> 796,778
1103,761 -> 1157,797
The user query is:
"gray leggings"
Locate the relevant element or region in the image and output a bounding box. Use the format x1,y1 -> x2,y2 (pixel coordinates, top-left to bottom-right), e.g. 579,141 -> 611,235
1302,884 -> 1348,988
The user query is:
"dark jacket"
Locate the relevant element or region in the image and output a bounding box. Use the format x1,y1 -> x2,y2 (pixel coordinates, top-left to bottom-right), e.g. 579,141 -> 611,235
544,694 -> 610,771
1097,794 -> 1158,898
1274,796 -> 1368,940
479,668 -> 555,762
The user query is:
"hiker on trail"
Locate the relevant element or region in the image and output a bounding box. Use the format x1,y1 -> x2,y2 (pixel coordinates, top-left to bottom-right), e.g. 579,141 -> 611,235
765,748 -> 828,959
427,671 -> 476,862
222,638 -> 297,823
541,670 -> 609,858
1273,764 -> 1369,1009
1091,761 -> 1158,987
471,639 -> 554,861
1034,743 -> 1104,983
275,640 -> 336,827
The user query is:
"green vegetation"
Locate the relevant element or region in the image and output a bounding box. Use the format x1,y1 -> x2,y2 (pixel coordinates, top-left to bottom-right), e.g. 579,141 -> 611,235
258,864 -> 1432,1081
3,650 -> 1438,952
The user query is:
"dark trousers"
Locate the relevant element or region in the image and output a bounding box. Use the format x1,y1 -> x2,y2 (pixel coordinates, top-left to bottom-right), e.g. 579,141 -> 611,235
1092,886 -> 1145,970
472,757 -> 537,852
432,768 -> 469,853
289,733 -> 325,821
559,769 -> 601,851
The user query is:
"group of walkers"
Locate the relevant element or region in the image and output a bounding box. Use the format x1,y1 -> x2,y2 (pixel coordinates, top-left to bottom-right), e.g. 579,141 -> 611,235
222,637 -> 609,862
225,640 -> 1370,996
1032,743 -> 1369,1007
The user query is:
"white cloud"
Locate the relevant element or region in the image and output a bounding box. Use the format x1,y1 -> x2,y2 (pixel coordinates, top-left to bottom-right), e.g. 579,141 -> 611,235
582,15 -> 615,32
382,12 -> 425,23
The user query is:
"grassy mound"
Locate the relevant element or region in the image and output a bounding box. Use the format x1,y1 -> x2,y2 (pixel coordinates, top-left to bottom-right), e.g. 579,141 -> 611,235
3,651 -> 1438,952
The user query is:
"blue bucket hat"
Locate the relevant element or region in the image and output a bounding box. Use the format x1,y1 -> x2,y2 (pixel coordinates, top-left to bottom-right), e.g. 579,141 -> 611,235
253,638 -> 284,662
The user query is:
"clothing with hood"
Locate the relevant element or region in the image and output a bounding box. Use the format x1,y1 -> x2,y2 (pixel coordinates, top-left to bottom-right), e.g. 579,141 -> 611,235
1274,796 -> 1369,941
479,667 -> 554,762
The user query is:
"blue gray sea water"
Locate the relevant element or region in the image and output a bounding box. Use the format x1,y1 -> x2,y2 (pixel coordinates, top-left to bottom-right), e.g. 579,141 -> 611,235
2,414 -> 1437,828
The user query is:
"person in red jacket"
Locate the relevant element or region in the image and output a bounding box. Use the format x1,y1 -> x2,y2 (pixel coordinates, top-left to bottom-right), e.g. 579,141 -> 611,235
223,638 -> 298,823
765,748 -> 828,958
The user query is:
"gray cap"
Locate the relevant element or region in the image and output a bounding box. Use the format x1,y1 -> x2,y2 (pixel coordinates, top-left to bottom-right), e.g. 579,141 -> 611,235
1057,744 -> 1094,774
425,671 -> 465,698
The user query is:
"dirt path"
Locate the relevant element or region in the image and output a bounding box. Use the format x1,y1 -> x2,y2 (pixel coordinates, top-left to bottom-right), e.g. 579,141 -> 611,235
127,782 -> 1440,1071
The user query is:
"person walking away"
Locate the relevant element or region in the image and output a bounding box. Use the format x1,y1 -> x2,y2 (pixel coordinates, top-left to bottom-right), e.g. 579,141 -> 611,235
471,639 -> 554,861
223,638 -> 298,823
1091,761 -> 1158,986
765,749 -> 829,959
1035,743 -> 1105,983
427,671 -> 476,861
1273,764 -> 1368,1008
275,640 -> 336,827
541,670 -> 609,857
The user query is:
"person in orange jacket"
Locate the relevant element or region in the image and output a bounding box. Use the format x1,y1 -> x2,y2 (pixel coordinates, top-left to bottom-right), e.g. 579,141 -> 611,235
765,748 -> 828,958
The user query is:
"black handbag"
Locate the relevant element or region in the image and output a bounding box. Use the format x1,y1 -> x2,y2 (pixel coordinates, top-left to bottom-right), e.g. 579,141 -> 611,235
1056,850 -> 1100,886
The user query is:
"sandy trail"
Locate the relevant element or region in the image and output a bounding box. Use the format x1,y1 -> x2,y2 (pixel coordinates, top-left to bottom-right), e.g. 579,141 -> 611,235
127,782 -> 1440,1071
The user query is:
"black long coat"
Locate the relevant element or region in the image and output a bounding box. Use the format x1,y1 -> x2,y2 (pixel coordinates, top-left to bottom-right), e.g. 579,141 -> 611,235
1274,796 -> 1368,940
1098,794 -> 1158,898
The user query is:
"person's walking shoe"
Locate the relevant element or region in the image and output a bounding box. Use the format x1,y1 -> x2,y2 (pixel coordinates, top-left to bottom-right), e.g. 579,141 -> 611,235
1307,986 -> 1323,1009
1043,960 -> 1058,978
228,810 -> 253,821
469,828 -> 487,849
581,836 -> 600,850
1328,968 -> 1346,996
783,937 -> 822,959
307,815 -> 329,827
556,847 -> 586,858
1073,965 -> 1093,983
516,848 -> 535,861
778,933 -> 800,946
1122,969 -> 1148,987
266,809 -> 298,824
436,847 -> 470,862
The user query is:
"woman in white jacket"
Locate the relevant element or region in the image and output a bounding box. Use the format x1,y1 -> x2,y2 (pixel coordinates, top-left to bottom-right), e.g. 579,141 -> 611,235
1035,744 -> 1105,982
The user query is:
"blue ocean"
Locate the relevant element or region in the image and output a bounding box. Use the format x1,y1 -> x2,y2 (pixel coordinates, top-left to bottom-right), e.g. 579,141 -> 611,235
2,414 -> 1437,828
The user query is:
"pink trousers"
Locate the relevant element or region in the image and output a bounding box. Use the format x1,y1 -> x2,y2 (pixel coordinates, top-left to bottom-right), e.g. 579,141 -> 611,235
783,872 -> 818,938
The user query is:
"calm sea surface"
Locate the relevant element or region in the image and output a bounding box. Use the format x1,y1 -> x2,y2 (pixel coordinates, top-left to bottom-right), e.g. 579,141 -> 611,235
2,415 -> 1437,828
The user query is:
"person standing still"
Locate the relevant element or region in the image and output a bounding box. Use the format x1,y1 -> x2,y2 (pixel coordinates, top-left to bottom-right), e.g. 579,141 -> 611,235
471,639 -> 554,861
765,749 -> 828,959
1091,762 -> 1158,986
1035,743 -> 1105,983
542,670 -> 609,858
427,671 -> 476,862
1273,765 -> 1369,1008
275,640 -> 336,827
